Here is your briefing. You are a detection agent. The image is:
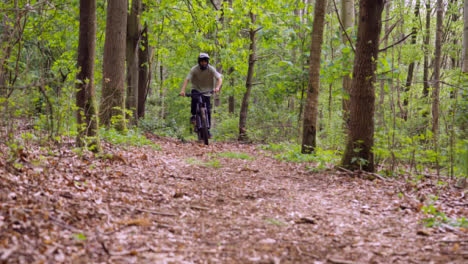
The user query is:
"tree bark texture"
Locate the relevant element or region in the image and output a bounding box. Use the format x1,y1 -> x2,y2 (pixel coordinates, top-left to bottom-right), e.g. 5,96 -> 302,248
238,12 -> 257,142
100,0 -> 128,130
137,24 -> 151,119
301,0 -> 327,154
432,0 -> 443,136
342,0 -> 384,172
126,0 -> 141,124
341,0 -> 354,129
76,0 -> 101,151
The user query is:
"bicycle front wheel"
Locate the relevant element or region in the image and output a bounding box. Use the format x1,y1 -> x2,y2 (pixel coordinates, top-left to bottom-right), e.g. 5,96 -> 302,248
199,107 -> 209,145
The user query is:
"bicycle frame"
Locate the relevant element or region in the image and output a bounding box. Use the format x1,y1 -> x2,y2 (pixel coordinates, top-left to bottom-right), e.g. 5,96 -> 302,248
185,90 -> 212,144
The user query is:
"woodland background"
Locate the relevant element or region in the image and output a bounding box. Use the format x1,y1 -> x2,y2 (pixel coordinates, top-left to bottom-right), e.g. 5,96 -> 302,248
1,1 -> 468,262
0,0 -> 467,178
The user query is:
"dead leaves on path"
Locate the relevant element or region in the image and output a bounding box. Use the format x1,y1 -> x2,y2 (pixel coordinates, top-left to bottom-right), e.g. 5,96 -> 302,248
0,136 -> 467,263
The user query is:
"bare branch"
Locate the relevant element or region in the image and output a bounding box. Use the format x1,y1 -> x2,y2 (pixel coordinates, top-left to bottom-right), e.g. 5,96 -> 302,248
331,0 -> 356,54
209,0 -> 219,11
379,32 -> 413,52
380,18 -> 402,44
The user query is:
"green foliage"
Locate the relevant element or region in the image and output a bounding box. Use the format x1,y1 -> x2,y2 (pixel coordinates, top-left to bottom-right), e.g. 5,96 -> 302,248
214,152 -> 254,160
211,113 -> 239,141
260,143 -> 341,168
1,0 -> 466,185
73,233 -> 87,241
100,128 -> 160,150
264,218 -> 287,226
421,203 -> 468,228
455,140 -> 468,179
185,157 -> 222,168
138,116 -> 185,139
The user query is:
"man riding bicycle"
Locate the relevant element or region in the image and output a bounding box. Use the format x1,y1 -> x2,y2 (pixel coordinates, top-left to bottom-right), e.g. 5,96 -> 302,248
180,53 -> 223,137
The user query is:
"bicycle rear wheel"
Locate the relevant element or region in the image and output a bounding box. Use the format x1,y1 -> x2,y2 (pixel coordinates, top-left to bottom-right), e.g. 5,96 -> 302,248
199,107 -> 209,145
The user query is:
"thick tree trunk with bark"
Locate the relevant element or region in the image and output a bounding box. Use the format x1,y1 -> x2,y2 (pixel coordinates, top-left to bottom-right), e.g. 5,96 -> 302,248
100,0 -> 127,130
432,0 -> 443,136
301,0 -> 327,154
342,0 -> 384,172
126,0 -> 141,124
238,12 -> 257,142
137,24 -> 151,119
76,0 -> 101,151
341,0 -> 354,129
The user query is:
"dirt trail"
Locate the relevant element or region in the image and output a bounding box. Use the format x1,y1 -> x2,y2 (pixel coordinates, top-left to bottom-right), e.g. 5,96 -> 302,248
0,137 -> 466,263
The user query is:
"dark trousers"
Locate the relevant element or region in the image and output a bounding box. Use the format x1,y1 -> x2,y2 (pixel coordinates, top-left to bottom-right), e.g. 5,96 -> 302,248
191,91 -> 212,128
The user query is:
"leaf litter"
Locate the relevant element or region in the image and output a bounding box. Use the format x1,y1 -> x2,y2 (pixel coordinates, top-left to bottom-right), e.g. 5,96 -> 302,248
0,135 -> 467,263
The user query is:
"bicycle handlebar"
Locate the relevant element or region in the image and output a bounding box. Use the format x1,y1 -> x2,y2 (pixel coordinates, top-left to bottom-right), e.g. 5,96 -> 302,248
183,90 -> 214,97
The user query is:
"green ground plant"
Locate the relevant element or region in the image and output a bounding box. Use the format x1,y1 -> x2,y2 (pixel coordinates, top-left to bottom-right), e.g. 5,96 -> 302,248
214,152 -> 255,160
100,128 -> 160,150
185,157 -> 222,168
260,142 -> 341,172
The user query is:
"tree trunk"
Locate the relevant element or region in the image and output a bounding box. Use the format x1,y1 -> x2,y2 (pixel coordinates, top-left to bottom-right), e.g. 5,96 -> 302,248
342,0 -> 384,172
432,0 -> 443,137
0,19 -> 11,97
403,0 -> 420,117
159,64 -> 166,119
378,1 -> 390,127
126,0 -> 141,125
341,0 -> 354,130
76,0 -> 101,151
100,0 -> 128,131
238,12 -> 257,142
449,0 -> 459,75
138,24 -> 151,119
423,1 -> 431,98
213,0 -> 223,107
228,95 -> 235,114
301,0 -> 327,154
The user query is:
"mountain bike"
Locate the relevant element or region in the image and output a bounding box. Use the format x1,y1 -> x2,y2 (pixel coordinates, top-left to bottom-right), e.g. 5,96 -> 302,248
185,90 -> 212,145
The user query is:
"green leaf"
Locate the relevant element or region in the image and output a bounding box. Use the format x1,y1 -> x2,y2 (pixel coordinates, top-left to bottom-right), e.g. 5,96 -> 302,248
73,233 -> 87,241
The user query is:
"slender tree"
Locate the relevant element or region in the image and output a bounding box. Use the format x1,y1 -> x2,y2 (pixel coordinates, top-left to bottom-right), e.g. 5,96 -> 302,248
238,11 -> 258,142
403,0 -> 420,118
378,1 -> 390,127
301,0 -> 327,154
432,0 -> 443,136
126,0 -> 142,124
342,0 -> 385,172
423,1 -> 431,98
76,0 -> 101,151
341,0 -> 354,129
137,24 -> 151,119
100,0 -> 128,130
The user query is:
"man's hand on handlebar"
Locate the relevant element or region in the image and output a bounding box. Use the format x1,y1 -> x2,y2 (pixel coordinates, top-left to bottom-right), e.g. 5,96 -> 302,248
179,91 -> 186,97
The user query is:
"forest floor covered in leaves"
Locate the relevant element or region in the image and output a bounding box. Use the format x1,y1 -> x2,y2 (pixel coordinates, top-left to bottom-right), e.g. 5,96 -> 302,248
1,133 -> 467,264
